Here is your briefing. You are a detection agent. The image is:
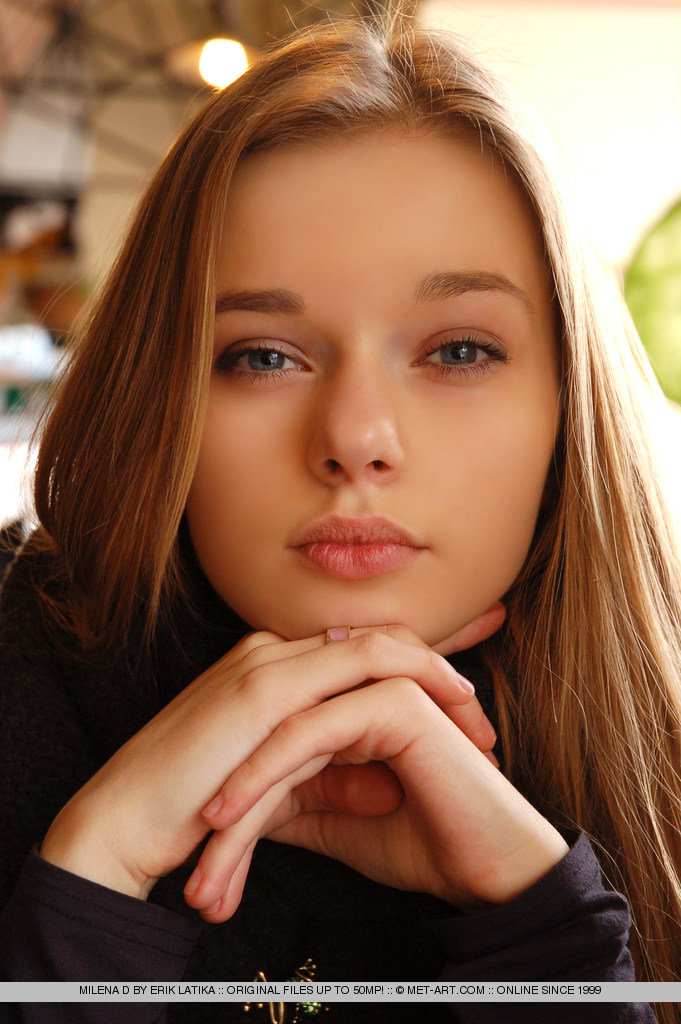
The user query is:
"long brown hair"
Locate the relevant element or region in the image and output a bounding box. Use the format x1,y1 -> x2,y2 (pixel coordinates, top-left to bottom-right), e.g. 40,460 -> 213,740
29,6 -> 681,1009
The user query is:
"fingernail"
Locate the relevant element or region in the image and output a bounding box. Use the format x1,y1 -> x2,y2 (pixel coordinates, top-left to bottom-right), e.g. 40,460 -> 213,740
485,750 -> 501,769
184,866 -> 202,897
205,896 -> 223,915
455,673 -> 475,694
326,626 -> 351,643
202,793 -> 224,818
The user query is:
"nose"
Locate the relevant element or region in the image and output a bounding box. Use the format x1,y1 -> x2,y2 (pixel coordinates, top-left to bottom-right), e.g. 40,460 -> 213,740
307,360 -> 405,488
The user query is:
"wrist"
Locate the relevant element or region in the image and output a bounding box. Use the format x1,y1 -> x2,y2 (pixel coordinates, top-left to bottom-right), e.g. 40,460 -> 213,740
462,827 -> 570,911
501,828 -> 571,901
40,797 -> 156,901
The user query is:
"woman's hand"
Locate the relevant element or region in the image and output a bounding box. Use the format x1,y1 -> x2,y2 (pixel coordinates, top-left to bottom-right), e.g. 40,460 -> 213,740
187,623 -> 569,922
39,604 -> 505,905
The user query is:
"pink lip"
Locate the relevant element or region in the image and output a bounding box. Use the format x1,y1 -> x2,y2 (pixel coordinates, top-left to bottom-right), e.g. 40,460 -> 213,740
295,542 -> 423,579
289,515 -> 423,547
289,515 -> 426,580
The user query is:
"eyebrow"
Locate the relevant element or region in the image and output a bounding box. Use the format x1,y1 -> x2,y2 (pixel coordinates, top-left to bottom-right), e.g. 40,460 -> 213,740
214,270 -> 535,318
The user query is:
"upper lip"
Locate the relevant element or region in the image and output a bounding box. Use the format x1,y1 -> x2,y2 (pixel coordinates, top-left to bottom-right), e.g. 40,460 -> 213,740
290,515 -> 424,548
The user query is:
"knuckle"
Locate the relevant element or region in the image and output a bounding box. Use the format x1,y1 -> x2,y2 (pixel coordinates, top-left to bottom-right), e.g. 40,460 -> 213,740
391,675 -> 414,697
232,630 -> 284,659
421,647 -> 443,674
238,664 -> 270,701
378,623 -> 418,645
352,630 -> 393,659
277,711 -> 310,743
390,675 -> 427,705
237,755 -> 261,788
235,644 -> 270,677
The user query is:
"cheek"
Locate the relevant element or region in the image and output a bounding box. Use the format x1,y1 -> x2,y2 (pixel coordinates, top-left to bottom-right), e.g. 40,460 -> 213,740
190,391 -> 289,497
426,389 -> 558,587
184,401 -> 295,583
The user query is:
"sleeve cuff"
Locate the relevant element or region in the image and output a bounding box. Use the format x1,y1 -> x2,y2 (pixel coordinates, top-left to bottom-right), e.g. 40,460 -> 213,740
422,829 -> 636,981
1,845 -> 202,980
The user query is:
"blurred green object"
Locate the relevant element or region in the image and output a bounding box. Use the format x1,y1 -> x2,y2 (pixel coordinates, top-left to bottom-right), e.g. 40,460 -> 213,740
624,196 -> 681,405
5,386 -> 24,412
2,381 -> 50,416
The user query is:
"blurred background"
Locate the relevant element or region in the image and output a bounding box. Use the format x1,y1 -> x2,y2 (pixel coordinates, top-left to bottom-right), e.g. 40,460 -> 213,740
1,0 -> 681,545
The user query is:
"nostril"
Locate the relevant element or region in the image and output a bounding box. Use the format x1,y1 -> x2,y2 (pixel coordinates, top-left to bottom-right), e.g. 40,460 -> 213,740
323,458 -> 390,475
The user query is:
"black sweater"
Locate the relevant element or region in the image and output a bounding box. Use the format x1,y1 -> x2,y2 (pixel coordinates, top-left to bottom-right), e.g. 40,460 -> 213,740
0,541 -> 658,1024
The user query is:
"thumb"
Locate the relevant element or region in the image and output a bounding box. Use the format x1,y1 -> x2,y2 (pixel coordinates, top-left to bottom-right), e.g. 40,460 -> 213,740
294,762 -> 404,817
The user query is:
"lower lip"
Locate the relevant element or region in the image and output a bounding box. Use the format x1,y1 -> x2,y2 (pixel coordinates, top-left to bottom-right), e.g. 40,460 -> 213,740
294,542 -> 423,579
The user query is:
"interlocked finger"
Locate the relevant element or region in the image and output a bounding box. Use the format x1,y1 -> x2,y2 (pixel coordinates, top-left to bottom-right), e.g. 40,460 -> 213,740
185,752 -> 333,915
200,677 -> 437,835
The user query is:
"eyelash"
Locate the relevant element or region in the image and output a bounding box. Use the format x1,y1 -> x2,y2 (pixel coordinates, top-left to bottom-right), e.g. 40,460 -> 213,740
214,333 -> 509,385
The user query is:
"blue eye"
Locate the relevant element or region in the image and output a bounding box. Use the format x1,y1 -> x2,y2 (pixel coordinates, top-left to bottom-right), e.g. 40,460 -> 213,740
214,343 -> 302,383
231,347 -> 297,373
422,334 -> 509,379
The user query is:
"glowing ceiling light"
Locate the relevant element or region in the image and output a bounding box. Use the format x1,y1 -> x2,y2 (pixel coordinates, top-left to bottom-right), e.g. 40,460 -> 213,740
198,38 -> 249,88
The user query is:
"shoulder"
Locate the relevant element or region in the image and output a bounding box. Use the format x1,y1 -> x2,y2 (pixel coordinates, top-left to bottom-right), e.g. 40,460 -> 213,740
0,536 -> 83,728
1,532 -> 51,630
0,532 -> 115,713
0,532 -> 163,761
0,532 -> 65,657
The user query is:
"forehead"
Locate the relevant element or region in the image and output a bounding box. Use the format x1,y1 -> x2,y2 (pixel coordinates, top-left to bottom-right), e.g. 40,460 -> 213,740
217,130 -> 554,321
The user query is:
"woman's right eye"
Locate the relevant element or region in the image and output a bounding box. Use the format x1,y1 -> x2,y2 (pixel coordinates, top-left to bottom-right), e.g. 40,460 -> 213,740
214,343 -> 303,383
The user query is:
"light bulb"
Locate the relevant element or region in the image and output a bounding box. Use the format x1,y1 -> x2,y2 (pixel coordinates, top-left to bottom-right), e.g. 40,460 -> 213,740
199,38 -> 249,88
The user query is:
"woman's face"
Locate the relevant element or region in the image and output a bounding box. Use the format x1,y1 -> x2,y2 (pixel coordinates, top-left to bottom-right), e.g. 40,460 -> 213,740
185,130 -> 561,645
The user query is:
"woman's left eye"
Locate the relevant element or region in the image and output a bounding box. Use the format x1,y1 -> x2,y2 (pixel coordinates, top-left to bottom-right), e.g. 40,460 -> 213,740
422,334 -> 509,379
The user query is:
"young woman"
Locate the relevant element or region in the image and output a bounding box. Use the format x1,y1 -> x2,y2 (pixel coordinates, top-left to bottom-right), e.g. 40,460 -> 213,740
1,10 -> 680,1024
